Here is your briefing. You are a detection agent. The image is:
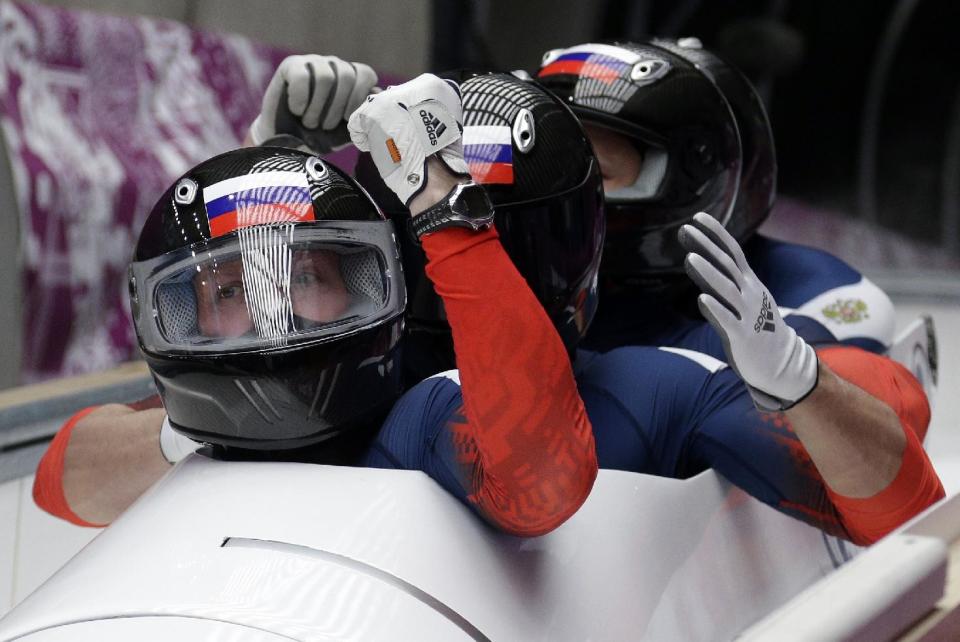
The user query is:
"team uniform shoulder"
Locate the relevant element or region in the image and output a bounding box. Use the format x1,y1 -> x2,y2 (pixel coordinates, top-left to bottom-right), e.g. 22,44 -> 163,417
748,236 -> 895,351
363,371 -> 463,471
575,346 -> 744,476
378,370 -> 463,434
575,346 -> 725,396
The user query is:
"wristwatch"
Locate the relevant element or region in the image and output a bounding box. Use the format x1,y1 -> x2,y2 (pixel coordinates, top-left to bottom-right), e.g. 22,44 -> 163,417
409,182 -> 495,241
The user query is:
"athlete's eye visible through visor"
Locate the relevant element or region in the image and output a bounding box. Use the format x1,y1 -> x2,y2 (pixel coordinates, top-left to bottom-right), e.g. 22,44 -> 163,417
130,221 -> 402,355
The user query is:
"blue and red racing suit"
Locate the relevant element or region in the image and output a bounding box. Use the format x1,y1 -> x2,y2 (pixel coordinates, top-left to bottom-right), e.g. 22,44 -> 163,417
371,341 -> 940,545
575,234 -> 942,544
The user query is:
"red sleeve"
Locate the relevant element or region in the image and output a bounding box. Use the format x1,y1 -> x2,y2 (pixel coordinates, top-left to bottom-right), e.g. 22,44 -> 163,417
421,227 -> 598,536
818,346 -> 944,545
32,407 -> 107,528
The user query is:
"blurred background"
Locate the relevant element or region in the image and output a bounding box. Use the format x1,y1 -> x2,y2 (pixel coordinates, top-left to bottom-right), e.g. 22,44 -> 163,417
1,0 -> 958,390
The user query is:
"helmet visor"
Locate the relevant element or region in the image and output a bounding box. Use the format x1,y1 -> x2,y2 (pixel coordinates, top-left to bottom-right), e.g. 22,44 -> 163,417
131,221 -> 402,354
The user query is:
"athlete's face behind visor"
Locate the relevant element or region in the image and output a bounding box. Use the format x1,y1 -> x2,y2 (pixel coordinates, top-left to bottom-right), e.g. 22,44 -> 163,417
132,221 -> 397,356
584,123 -> 644,192
194,249 -> 350,339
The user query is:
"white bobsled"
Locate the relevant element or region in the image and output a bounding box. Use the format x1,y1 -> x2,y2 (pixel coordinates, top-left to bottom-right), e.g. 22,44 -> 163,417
0,454 -> 852,642
0,315 -> 942,641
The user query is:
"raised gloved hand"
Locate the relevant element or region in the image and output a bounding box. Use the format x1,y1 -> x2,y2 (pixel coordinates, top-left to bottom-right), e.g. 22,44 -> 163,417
249,54 -> 378,153
678,212 -> 819,411
347,73 -> 469,204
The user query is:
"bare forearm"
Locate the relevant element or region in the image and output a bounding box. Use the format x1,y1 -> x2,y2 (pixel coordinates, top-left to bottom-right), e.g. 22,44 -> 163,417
62,405 -> 170,525
786,360 -> 906,498
409,157 -> 467,215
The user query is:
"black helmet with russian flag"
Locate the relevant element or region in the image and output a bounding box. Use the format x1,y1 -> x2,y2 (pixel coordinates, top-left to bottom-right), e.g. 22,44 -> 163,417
537,38 -> 773,280
129,147 -> 405,453
462,71 -> 604,353
355,71 -> 604,380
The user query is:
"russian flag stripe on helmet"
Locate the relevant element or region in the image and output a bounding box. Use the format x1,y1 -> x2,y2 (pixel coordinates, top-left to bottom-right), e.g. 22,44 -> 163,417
539,43 -> 642,83
203,171 -> 315,237
551,43 -> 643,64
464,125 -> 514,185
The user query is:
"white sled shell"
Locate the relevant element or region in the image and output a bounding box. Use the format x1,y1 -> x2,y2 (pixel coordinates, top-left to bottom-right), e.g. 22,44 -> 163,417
0,456 -> 848,641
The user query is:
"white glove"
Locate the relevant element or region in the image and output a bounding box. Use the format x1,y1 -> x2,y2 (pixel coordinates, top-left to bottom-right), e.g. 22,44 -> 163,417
249,54 -> 378,153
159,415 -> 200,464
347,73 -> 469,204
678,212 -> 819,411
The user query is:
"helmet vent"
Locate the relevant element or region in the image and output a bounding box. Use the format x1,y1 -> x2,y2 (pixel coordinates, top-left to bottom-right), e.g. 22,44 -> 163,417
630,59 -> 671,83
234,379 -> 281,424
307,362 -> 342,419
541,48 -> 564,66
305,156 -> 328,181
512,108 -> 536,153
174,178 -> 198,205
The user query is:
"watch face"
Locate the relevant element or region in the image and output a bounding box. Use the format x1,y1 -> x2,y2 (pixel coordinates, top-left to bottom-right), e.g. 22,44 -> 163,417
452,184 -> 494,223
412,183 -> 494,241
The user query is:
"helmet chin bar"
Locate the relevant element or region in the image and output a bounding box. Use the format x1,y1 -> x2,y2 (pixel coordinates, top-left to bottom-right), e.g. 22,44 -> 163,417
605,147 -> 669,202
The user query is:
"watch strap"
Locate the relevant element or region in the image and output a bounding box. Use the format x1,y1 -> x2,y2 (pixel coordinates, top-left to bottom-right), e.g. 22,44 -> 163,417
410,183 -> 493,242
